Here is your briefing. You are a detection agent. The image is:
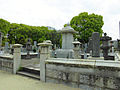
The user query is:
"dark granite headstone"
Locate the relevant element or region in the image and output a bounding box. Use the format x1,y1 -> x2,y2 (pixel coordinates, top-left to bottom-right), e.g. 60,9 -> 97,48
92,32 -> 100,57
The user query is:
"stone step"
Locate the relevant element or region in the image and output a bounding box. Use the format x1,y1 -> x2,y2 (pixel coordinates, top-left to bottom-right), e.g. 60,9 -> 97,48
17,71 -> 40,80
19,67 -> 40,75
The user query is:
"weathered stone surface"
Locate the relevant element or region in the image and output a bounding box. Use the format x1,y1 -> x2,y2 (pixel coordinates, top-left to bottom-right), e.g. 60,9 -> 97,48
13,44 -> 22,74
92,32 -> 100,57
45,58 -> 120,89
87,37 -> 92,53
100,33 -> 114,60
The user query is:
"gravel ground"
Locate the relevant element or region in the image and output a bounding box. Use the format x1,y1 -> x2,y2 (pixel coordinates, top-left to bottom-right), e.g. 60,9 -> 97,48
0,70 -> 81,90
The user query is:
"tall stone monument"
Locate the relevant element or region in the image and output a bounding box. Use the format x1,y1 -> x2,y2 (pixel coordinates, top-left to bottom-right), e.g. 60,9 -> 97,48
61,24 -> 76,49
5,42 -> 9,53
55,24 -> 77,58
26,38 -> 32,59
92,32 -> 100,57
87,37 -> 92,53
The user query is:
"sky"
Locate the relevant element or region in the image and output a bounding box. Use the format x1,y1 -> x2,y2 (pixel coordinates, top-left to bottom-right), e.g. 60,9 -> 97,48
0,0 -> 120,40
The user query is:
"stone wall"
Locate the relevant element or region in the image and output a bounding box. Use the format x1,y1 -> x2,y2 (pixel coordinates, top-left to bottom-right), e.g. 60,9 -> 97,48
45,59 -> 120,90
0,57 -> 13,73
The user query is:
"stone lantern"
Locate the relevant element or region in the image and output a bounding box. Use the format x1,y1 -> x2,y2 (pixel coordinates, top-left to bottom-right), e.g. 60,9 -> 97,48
100,33 -> 114,60
72,38 -> 81,59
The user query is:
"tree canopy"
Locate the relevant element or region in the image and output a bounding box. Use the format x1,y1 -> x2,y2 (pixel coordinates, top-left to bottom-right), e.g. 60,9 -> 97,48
0,18 -> 10,35
70,12 -> 104,43
0,19 -> 61,47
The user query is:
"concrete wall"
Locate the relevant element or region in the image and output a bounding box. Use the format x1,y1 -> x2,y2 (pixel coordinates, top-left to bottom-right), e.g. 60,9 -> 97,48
45,59 -> 120,90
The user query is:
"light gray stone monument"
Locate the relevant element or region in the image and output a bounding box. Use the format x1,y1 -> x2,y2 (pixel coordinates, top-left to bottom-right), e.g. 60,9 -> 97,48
87,37 -> 92,53
84,43 -> 87,59
33,41 -> 37,47
92,32 -> 100,57
61,25 -> 75,49
55,24 -> 77,58
5,42 -> 9,53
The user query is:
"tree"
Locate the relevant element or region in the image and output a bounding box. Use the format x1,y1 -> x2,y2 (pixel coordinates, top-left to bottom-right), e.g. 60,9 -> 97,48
0,18 -> 10,35
70,12 -> 104,43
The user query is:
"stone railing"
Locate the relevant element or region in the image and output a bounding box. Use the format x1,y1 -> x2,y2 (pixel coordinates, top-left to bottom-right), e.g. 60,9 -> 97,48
0,55 -> 13,73
45,58 -> 120,90
38,42 -> 120,90
0,44 -> 22,74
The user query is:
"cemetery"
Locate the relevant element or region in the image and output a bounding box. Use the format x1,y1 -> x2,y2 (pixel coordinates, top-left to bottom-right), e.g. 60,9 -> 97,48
0,24 -> 120,90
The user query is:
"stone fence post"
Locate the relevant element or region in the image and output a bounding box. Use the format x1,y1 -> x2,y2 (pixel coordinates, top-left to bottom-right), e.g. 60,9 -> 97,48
13,44 -> 22,74
38,42 -> 52,82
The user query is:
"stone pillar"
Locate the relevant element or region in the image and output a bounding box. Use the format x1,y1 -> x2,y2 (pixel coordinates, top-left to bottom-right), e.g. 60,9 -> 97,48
38,42 -> 52,82
13,44 -> 22,74
92,32 -> 100,57
72,39 -> 80,59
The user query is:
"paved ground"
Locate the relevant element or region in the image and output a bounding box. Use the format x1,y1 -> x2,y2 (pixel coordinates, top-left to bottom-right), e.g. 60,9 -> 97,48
0,70 -> 81,90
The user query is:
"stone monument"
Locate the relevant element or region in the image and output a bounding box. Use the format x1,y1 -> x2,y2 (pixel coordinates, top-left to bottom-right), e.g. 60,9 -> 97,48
100,33 -> 114,60
87,37 -> 92,53
55,24 -> 77,58
92,32 -> 100,57
26,38 -> 32,59
72,38 -> 81,59
4,42 -> 9,53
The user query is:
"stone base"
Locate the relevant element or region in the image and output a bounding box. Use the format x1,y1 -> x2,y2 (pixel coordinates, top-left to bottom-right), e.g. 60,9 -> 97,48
104,55 -> 115,60
55,49 -> 74,58
88,57 -> 104,60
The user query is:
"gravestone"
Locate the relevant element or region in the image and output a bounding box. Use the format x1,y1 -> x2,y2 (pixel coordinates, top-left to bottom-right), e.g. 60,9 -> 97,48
84,43 -> 87,59
100,33 -> 114,60
26,38 -> 32,59
92,32 -> 100,57
117,39 -> 120,51
34,41 -> 37,47
33,41 -> 37,52
112,47 -> 114,54
87,37 -> 92,53
5,42 -> 9,53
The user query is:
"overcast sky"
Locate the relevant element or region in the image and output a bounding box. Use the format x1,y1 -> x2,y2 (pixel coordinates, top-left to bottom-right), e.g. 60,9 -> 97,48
0,0 -> 120,40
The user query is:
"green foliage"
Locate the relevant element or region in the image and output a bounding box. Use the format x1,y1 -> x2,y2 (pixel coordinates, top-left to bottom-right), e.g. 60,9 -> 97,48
70,12 -> 104,43
0,18 -> 10,35
0,19 -> 62,47
64,24 -> 67,27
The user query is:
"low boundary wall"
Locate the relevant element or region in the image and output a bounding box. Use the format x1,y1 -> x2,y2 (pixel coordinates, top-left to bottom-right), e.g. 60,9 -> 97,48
45,58 -> 120,90
0,55 -> 13,73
